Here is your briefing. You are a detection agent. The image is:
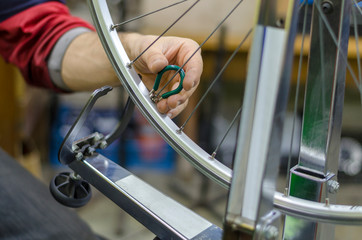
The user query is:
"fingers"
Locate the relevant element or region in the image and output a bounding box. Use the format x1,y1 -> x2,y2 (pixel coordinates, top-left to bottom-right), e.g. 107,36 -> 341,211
145,51 -> 169,74
128,34 -> 202,118
136,36 -> 169,74
167,99 -> 189,119
182,66 -> 201,92
154,39 -> 201,118
156,97 -> 189,119
155,81 -> 180,114
156,80 -> 197,119
177,39 -> 203,91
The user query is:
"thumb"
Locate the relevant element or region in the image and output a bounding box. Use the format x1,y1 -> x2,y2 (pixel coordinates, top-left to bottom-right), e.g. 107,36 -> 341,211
142,48 -> 168,74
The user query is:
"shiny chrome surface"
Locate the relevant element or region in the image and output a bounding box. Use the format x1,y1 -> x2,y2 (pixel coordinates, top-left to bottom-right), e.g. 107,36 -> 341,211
226,0 -> 299,235
227,25 -> 288,228
274,192 -> 362,225
70,154 -> 222,239
286,0 -> 352,239
299,0 -> 350,175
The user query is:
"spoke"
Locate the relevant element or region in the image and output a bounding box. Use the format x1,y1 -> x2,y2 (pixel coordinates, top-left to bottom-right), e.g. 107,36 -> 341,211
127,0 -> 200,67
352,4 -> 362,106
352,0 -> 362,16
111,0 -> 188,30
314,1 -> 362,94
298,0 -> 307,11
178,28 -> 252,133
286,1 -> 309,189
210,107 -> 242,159
154,0 -> 245,98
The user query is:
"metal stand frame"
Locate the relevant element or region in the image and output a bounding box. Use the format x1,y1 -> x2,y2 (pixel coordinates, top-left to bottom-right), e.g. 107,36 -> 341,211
284,0 -> 351,239
224,0 -> 299,238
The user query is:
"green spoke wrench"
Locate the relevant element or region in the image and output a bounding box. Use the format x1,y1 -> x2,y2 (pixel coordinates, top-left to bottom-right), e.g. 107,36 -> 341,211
150,65 -> 185,103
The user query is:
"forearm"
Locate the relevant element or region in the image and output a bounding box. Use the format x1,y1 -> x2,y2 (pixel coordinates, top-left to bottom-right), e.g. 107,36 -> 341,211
61,31 -> 120,91
61,31 -> 148,91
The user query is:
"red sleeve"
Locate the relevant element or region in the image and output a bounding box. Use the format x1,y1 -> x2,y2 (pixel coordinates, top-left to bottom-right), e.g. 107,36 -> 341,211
0,2 -> 96,92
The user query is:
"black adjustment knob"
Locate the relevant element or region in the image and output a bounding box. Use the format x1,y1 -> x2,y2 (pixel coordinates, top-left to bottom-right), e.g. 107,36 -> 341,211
50,172 -> 92,208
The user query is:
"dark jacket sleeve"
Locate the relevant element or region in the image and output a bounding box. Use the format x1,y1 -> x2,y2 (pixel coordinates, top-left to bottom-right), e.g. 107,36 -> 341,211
0,1 -> 95,92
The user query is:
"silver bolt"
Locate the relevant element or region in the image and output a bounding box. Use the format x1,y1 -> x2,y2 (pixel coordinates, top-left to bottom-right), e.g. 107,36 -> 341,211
70,172 -> 82,180
264,225 -> 279,240
86,147 -> 95,156
327,180 -> 339,194
275,18 -> 285,28
72,144 -> 80,152
93,132 -> 104,145
99,141 -> 108,149
93,133 -> 102,142
75,152 -> 83,161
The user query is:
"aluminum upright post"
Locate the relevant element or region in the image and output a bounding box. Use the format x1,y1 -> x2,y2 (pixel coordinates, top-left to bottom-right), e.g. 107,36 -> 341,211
223,0 -> 299,239
284,0 -> 351,239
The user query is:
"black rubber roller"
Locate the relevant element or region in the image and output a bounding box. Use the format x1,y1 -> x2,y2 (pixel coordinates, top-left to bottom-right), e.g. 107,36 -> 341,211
50,172 -> 92,208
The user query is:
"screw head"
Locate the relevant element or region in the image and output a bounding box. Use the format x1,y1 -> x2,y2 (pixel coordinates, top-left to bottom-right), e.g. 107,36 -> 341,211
75,152 -> 83,161
275,18 -> 285,28
99,141 -> 108,149
264,225 -> 279,240
327,180 -> 340,194
86,147 -> 95,156
72,144 -> 80,152
322,1 -> 334,14
93,133 -> 102,142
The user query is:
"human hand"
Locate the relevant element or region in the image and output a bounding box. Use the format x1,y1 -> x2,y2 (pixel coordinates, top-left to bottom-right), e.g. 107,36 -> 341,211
121,33 -> 203,119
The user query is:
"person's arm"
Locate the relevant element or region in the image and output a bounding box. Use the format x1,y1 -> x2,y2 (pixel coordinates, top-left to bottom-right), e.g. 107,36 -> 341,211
0,1 -> 202,118
62,32 -> 202,118
61,31 -> 118,91
0,1 -> 95,92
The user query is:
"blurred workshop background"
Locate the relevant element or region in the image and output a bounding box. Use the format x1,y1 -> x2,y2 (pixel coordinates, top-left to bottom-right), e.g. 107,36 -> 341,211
0,0 -> 362,239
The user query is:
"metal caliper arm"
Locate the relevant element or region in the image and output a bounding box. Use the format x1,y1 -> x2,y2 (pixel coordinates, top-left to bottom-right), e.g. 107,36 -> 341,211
58,86 -> 135,165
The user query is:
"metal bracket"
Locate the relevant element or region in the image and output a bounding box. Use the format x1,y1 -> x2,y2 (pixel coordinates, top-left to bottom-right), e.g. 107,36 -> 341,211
58,86 -> 135,165
255,210 -> 282,240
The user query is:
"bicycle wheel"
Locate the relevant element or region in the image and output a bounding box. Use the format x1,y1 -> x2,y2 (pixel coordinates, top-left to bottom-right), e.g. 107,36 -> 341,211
86,0 -> 362,238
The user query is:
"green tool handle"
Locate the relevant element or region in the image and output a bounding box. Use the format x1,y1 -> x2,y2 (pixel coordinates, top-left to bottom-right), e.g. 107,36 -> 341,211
153,65 -> 185,99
